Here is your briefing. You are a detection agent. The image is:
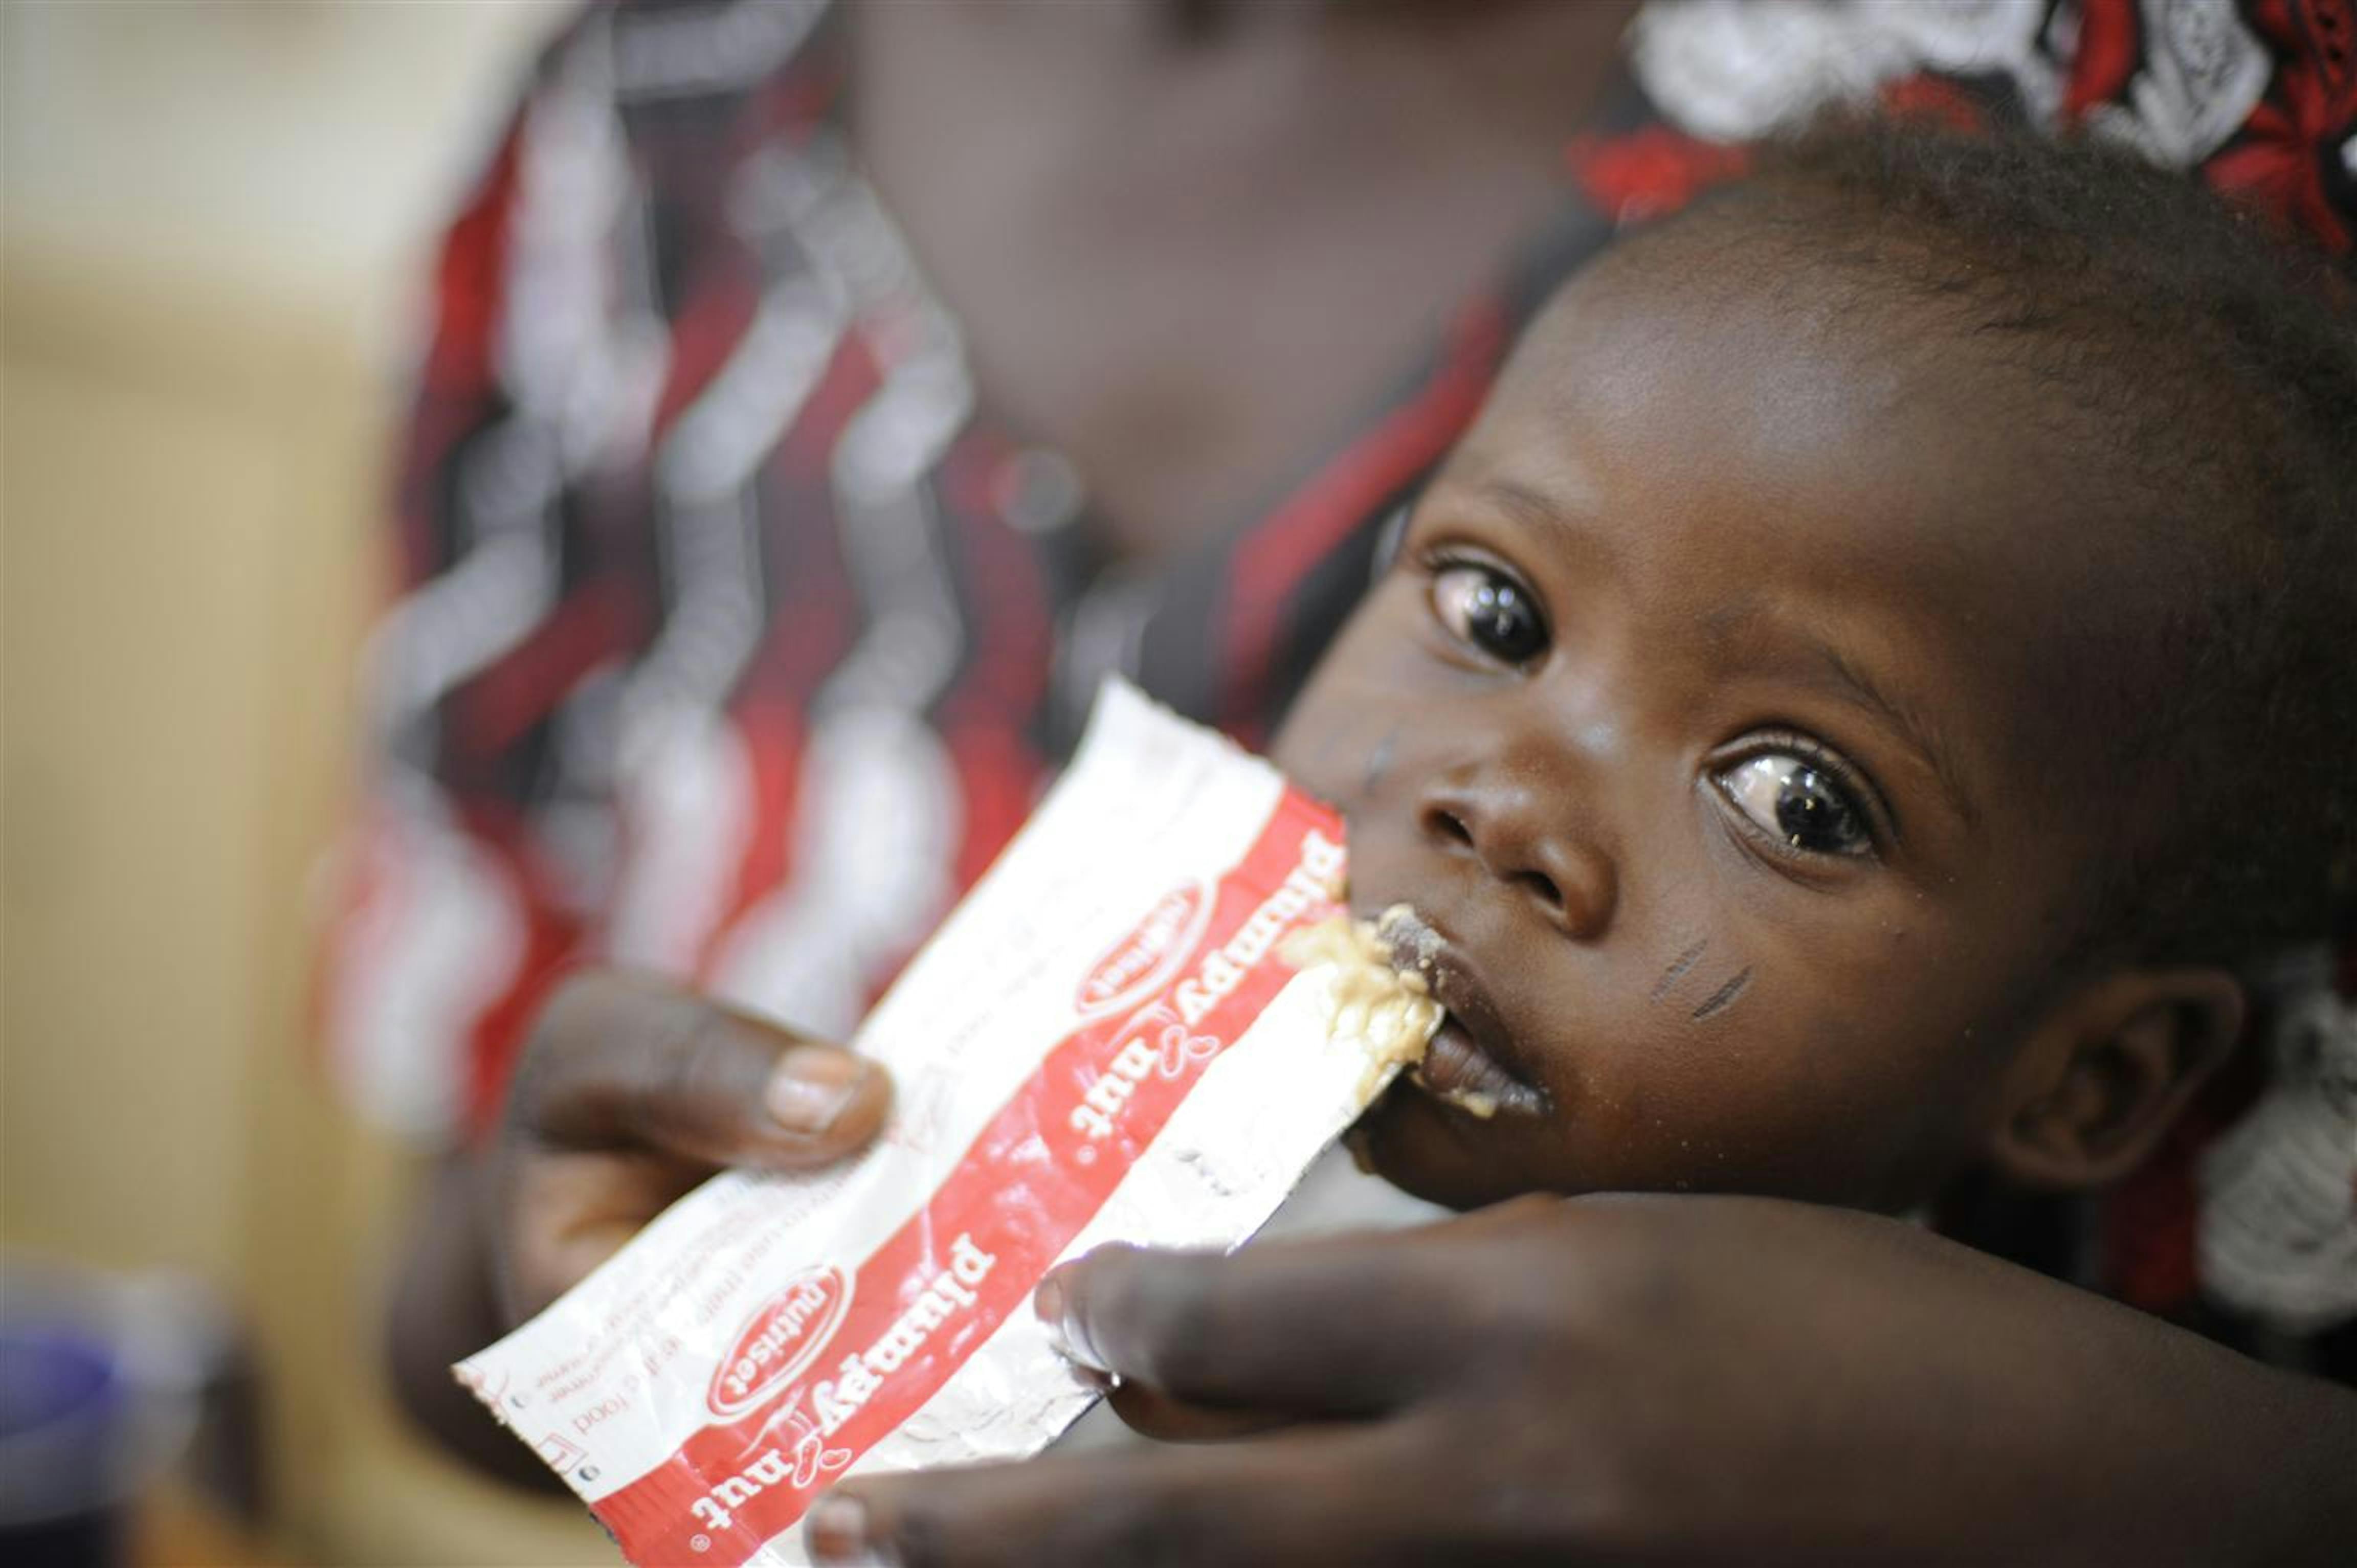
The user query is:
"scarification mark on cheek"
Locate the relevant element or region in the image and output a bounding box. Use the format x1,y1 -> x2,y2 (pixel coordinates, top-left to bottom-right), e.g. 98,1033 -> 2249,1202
1691,967 -> 1754,1022
1651,938 -> 1709,1003
1363,726 -> 1399,794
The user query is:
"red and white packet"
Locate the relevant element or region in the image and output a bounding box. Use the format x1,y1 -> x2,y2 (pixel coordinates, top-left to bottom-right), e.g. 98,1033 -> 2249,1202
455,680 -> 1426,1566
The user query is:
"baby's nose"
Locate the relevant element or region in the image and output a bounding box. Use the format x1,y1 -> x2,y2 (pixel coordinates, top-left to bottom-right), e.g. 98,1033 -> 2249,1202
1419,784 -> 1617,942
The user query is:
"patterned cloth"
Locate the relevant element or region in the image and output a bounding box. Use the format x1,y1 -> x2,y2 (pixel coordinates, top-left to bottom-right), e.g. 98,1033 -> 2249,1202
323,0 -> 2355,1330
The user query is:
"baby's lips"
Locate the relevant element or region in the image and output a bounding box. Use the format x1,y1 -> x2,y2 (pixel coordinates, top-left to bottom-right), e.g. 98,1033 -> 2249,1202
1375,903 -> 1446,975
1380,913 -> 1508,1053
1370,906 -> 1548,1113
1412,1017 -> 1548,1118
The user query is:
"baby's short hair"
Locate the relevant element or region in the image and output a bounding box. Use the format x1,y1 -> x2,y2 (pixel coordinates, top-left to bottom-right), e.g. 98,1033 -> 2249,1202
1649,116 -> 2355,971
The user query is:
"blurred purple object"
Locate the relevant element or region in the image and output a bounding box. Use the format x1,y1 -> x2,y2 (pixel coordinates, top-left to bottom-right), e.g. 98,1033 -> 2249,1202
0,1260 -> 211,1567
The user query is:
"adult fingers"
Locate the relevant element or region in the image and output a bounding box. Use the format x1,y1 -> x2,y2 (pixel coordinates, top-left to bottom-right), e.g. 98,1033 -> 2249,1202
1033,1227 -> 1473,1417
506,971 -> 892,1171
1103,1380 -> 1290,1442
808,1426 -> 1438,1568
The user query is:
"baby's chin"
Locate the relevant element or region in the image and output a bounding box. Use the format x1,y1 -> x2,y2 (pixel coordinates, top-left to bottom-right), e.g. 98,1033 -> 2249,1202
1358,1088 -> 1964,1220
1349,1083 -> 1578,1211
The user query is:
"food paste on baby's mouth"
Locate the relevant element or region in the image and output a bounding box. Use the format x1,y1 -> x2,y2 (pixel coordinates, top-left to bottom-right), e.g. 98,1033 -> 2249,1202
1372,903 -> 1508,1118
1281,903 -> 1446,1102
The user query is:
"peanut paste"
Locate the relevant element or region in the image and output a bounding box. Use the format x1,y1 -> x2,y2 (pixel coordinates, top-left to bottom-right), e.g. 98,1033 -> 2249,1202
1281,904 -> 1445,1104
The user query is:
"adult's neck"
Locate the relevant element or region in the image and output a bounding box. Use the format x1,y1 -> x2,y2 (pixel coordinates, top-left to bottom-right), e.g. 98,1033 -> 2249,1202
971,0 -> 1644,171
850,0 -> 1644,560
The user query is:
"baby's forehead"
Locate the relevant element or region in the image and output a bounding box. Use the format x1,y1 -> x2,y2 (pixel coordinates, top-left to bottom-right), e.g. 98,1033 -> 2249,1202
1454,237 -> 2195,772
1493,245 -> 2064,531
1515,215 -> 1948,399
1497,217 -> 2172,567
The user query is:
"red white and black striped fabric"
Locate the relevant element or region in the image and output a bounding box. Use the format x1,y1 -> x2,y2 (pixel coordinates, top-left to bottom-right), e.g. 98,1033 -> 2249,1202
323,0 -> 2354,1331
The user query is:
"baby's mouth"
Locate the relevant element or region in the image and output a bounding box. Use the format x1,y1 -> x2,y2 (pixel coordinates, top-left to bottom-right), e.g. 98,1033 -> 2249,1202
1373,907 -> 1549,1120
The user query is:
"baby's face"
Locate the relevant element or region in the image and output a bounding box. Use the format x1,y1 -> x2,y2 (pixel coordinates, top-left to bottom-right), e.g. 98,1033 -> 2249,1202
1274,251 -> 2164,1213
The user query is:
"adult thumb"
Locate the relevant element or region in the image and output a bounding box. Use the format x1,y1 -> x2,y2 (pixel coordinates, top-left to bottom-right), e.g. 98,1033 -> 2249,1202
509,970 -> 893,1170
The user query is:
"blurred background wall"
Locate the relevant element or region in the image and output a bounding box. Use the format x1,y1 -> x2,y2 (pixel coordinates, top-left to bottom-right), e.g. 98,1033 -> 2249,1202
3,3 -> 617,1560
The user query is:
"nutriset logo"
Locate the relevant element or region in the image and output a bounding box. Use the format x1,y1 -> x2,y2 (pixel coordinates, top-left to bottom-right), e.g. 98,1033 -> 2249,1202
706,1266 -> 855,1421
1076,881 -> 1212,1021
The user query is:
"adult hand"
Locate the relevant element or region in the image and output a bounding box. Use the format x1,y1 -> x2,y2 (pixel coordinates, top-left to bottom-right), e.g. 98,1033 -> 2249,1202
488,970 -> 893,1322
810,1194 -> 2356,1567
387,971 -> 890,1477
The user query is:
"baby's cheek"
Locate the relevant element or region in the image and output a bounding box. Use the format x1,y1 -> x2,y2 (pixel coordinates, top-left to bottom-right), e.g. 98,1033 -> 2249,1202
1275,584 -> 1436,778
1271,677 -> 1409,808
1720,1028 -> 1986,1205
1269,719 -> 1363,805
1575,998 -> 1936,1204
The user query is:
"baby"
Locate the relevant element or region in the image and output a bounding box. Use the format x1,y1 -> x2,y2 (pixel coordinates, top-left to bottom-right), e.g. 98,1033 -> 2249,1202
1268,119 -> 2354,1221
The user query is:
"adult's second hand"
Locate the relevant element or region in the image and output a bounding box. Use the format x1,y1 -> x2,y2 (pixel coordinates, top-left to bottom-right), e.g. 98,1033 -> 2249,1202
809,1194 -> 2357,1568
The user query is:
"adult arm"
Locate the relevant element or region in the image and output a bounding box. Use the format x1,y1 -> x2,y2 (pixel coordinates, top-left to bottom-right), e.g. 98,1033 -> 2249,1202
384,973 -> 889,1482
813,1193 -> 2357,1566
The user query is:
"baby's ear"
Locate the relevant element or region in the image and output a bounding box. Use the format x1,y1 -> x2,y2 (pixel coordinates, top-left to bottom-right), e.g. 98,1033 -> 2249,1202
1984,968 -> 2245,1191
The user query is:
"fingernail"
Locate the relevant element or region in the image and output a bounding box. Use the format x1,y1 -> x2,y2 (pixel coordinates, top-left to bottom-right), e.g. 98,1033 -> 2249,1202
1035,1267 -> 1105,1373
1033,1270 -> 1066,1327
806,1493 -> 885,1565
765,1047 -> 865,1135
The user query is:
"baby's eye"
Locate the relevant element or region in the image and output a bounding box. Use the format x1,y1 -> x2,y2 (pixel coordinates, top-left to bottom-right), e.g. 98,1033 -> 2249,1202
1716,753 -> 1873,858
1430,561 -> 1548,665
